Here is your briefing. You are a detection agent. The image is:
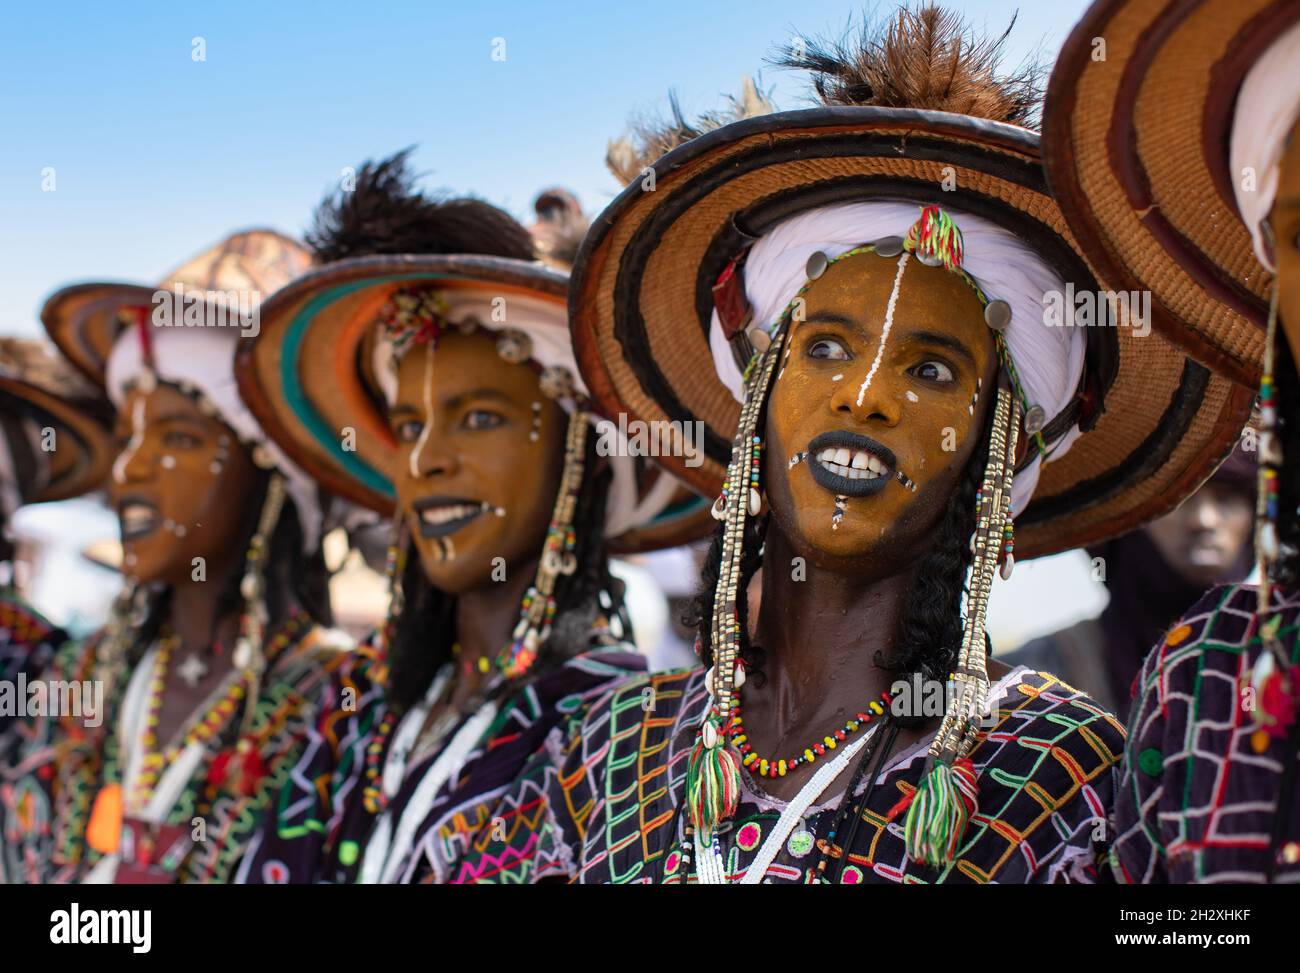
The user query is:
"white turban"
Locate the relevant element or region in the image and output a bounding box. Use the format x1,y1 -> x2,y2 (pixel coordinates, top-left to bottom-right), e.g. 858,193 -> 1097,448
371,285 -> 679,540
708,200 -> 1088,514
106,324 -> 322,553
1231,16 -> 1300,272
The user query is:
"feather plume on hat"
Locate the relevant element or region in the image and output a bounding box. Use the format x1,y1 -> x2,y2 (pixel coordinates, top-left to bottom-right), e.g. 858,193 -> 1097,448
772,4 -> 1043,129
606,76 -> 775,187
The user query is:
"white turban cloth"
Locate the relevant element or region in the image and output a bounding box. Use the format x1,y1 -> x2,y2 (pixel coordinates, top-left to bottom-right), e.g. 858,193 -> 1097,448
708,199 -> 1088,514
371,286 -> 679,540
1231,16 -> 1300,272
106,324 -> 322,553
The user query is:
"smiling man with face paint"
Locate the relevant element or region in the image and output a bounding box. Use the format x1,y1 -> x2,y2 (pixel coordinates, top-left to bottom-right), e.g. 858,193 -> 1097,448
0,230 -> 352,885
767,253 -> 995,561
232,151 -> 709,884
1044,0 -> 1300,884
451,5 -> 1252,885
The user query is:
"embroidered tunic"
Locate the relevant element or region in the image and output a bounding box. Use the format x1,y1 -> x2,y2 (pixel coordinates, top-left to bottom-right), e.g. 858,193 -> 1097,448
456,665 -> 1124,884
0,589 -> 66,744
1112,583 -> 1300,884
0,614 -> 349,883
237,640 -> 645,884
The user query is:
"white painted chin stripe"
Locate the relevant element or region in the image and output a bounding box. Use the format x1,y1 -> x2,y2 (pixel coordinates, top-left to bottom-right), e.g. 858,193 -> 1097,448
856,253 -> 910,408
409,343 -> 436,480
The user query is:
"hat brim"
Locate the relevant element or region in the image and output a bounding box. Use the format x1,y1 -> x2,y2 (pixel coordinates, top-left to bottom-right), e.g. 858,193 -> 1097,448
41,282 -> 155,387
1042,0 -> 1299,389
0,373 -> 114,502
237,253 -> 712,554
569,105 -> 1253,559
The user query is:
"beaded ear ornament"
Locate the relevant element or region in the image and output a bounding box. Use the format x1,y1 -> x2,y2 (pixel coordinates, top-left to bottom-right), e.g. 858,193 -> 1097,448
1248,285 -> 1296,749
687,205 -> 1032,872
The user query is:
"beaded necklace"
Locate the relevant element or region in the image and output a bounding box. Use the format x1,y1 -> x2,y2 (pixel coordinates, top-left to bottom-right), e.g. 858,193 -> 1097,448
129,611 -> 310,810
724,676 -> 892,779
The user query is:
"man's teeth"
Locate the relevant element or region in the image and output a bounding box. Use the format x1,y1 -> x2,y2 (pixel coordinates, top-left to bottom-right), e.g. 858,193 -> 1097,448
816,448 -> 888,479
120,504 -> 156,528
420,504 -> 480,525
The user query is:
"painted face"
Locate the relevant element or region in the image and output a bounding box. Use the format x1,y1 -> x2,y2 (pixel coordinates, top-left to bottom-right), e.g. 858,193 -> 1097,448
765,251 -> 997,568
1272,118 -> 1300,361
109,382 -> 259,586
388,330 -> 566,594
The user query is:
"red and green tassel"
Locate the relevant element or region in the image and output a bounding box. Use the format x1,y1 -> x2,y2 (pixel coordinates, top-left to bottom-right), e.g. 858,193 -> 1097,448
894,755 -> 979,868
904,204 -> 965,272
685,712 -> 741,838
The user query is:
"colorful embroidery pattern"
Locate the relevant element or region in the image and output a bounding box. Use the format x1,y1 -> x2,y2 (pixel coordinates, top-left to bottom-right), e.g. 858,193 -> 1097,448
1112,583 -> 1300,884
239,640 -> 644,884
458,665 -> 1124,884
0,618 -> 345,884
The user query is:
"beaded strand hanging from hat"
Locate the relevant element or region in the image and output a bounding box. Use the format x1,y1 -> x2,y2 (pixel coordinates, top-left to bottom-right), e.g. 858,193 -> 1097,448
1248,285 -> 1296,747
686,205 -> 1027,875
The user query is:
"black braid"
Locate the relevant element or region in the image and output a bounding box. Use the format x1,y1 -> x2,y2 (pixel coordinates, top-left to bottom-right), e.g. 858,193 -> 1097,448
385,424 -> 623,713
1273,338 -> 1300,589
878,405 -> 992,685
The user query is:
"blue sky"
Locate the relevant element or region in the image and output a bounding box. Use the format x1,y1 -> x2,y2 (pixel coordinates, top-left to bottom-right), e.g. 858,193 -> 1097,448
1,0 -> 1089,335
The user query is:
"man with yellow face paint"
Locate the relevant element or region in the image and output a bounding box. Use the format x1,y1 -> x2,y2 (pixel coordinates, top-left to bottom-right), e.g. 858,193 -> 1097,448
1,231 -> 351,884
453,6 -> 1250,884
1045,0 -> 1300,883
233,151 -> 709,884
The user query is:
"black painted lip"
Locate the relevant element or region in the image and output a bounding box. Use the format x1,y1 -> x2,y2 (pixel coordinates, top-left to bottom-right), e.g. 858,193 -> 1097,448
805,431 -> 896,498
411,495 -> 485,539
117,493 -> 160,541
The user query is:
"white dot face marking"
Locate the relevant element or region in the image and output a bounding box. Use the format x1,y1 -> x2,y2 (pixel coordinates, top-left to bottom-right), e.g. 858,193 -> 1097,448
856,254 -> 911,408
161,454 -> 176,469
409,343 -> 436,479
905,391 -> 919,403
831,374 -> 844,382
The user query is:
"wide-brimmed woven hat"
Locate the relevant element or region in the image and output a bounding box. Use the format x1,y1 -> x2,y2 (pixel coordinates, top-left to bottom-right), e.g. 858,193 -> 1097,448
1042,0 -> 1300,389
569,15 -> 1254,559
41,229 -> 312,386
0,337 -> 114,504
236,253 -> 711,554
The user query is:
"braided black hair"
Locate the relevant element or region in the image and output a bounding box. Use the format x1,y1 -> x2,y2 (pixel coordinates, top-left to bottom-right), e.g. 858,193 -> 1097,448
385,424 -> 625,713
1273,337 -> 1300,589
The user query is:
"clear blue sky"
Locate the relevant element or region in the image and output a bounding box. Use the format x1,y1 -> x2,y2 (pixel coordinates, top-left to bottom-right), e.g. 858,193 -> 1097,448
0,0 -> 1089,335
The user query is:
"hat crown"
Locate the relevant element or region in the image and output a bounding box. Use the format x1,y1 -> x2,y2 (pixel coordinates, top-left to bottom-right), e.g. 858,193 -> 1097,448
158,229 -> 311,297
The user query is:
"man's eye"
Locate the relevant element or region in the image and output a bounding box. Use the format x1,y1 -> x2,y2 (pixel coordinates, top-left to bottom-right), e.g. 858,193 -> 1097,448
910,360 -> 955,383
395,420 -> 423,443
162,431 -> 201,449
808,338 -> 849,360
463,410 -> 503,431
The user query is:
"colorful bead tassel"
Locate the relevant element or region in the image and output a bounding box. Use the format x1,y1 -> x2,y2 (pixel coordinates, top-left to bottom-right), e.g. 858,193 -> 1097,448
685,714 -> 741,838
904,204 -> 965,272
901,756 -> 978,868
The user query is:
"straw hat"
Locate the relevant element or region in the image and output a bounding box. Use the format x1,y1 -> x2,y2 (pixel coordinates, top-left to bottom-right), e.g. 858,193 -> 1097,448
567,10 -> 1254,559
1042,0 -> 1300,389
41,229 -> 312,386
0,337 -> 114,505
237,252 -> 711,554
